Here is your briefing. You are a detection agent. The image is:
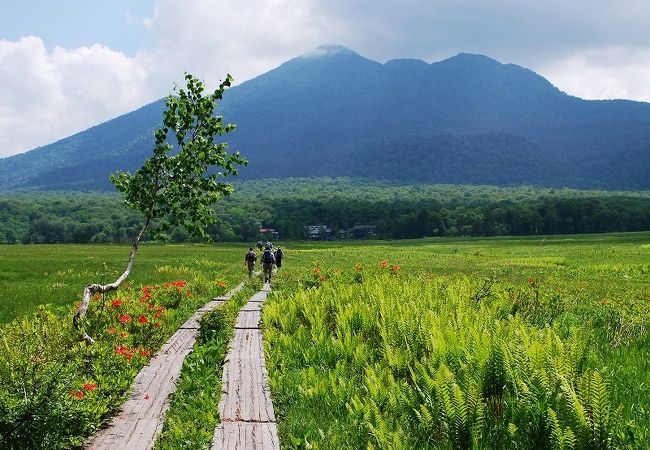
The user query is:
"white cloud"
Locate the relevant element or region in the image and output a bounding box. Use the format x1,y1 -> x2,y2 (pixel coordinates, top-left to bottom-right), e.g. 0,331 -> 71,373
0,36 -> 153,158
540,47 -> 650,102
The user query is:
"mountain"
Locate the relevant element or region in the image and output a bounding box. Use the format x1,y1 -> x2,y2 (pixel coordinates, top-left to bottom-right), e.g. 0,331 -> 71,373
2,44 -> 650,190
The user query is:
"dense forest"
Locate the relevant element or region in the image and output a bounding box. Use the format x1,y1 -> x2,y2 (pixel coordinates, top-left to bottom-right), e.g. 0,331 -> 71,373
1,178 -> 650,244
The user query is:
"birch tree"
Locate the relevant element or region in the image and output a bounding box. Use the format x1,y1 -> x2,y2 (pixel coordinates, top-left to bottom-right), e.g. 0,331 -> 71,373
73,73 -> 246,343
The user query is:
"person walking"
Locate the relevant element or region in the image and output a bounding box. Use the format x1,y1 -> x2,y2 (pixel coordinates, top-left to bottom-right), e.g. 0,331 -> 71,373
244,247 -> 257,277
274,247 -> 284,269
261,244 -> 275,284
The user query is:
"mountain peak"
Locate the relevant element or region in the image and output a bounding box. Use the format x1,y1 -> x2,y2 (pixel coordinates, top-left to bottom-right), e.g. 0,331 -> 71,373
300,44 -> 359,59
437,52 -> 503,67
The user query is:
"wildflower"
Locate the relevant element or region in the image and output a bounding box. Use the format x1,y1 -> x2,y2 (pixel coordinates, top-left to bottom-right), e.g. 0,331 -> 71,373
381,260 -> 389,269
216,280 -> 227,288
139,349 -> 151,357
120,332 -> 129,339
527,277 -> 535,285
115,345 -> 128,355
355,263 -> 363,273
119,314 -> 132,324
107,326 -> 116,335
313,267 -> 321,274
123,281 -> 132,289
111,298 -> 123,308
93,293 -> 102,302
83,383 -> 97,392
391,264 -> 400,271
320,275 -> 327,282
173,280 -> 187,288
154,322 -> 161,328
138,315 -> 149,324
148,303 -> 155,310
70,390 -> 85,399
154,311 -> 162,318
186,291 -> 192,297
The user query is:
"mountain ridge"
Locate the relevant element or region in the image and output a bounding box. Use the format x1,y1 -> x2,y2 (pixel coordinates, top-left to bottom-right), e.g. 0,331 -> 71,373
2,45 -> 650,190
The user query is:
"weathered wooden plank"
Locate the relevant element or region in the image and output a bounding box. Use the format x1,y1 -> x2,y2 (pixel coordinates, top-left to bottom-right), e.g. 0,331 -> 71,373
86,282 -> 245,450
213,282 -> 278,449
213,423 -> 279,450
235,310 -> 261,329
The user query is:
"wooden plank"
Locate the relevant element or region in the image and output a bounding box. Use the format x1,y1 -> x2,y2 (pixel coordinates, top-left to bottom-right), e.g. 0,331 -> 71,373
213,422 -> 279,450
86,282 -> 245,450
213,282 -> 279,449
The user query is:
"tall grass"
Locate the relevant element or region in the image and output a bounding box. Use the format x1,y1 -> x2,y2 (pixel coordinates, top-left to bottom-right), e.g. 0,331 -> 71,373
264,273 -> 647,448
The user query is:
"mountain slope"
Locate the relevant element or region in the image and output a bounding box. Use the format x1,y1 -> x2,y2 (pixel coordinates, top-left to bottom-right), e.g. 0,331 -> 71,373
1,45 -> 650,190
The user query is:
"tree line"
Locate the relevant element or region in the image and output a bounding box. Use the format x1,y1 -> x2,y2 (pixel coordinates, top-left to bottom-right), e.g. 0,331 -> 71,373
2,178 -> 650,244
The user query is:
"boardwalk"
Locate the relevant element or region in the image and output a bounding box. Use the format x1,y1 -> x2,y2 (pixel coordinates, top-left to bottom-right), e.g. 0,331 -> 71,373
212,283 -> 280,450
86,283 -> 245,450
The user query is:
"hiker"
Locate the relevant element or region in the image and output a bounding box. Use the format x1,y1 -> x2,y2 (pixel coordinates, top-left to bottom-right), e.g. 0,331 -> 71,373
244,247 -> 257,277
274,247 -> 284,269
261,244 -> 275,284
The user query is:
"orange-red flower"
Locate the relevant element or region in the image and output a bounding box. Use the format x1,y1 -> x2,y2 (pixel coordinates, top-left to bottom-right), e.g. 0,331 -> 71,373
173,280 -> 187,288
70,390 -> 85,399
139,349 -> 151,357
83,383 -> 97,392
216,280 -> 227,288
313,267 -> 321,274
111,298 -> 123,308
354,263 -> 363,273
119,314 -> 132,324
381,260 -> 389,269
138,315 -> 149,324
391,264 -> 400,271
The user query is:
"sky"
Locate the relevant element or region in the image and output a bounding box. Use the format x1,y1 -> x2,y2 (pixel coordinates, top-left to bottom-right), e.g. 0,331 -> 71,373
1,0 -> 650,158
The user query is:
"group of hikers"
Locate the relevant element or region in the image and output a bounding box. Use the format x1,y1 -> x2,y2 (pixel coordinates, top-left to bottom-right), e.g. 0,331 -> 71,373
244,241 -> 284,284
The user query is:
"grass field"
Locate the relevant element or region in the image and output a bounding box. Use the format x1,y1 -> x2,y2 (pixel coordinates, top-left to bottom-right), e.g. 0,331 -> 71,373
1,232 -> 649,448
0,243 -> 251,323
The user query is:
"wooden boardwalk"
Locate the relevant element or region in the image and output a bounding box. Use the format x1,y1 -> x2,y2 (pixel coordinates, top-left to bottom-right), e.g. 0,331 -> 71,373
86,282 -> 245,450
212,283 -> 280,449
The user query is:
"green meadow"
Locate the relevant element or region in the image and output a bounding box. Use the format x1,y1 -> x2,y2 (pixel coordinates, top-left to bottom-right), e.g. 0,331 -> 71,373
0,232 -> 649,448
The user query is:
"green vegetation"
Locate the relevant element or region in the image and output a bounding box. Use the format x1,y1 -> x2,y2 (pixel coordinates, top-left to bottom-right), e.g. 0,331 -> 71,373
0,233 -> 648,448
2,179 -> 650,244
0,244 -> 245,448
263,233 -> 650,448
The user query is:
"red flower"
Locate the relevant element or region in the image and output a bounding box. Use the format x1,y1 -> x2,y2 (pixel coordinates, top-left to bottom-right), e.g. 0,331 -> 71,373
320,275 -> 327,282
83,383 -> 97,392
115,345 -> 128,355
139,349 -> 151,357
138,315 -> 149,324
120,332 -> 129,339
391,264 -> 400,271
70,390 -> 85,399
313,267 -> 321,274
144,394 -> 150,400
154,311 -> 162,318
154,322 -> 161,328
111,298 -> 123,308
216,280 -> 226,288
119,314 -> 132,324
381,260 -> 389,269
173,280 -> 187,288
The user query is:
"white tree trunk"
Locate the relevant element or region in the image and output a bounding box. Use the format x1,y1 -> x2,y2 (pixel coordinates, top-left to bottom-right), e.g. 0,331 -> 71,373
73,219 -> 149,344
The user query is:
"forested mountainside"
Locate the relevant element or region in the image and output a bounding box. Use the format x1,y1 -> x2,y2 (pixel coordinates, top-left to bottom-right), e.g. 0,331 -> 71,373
1,45 -> 650,190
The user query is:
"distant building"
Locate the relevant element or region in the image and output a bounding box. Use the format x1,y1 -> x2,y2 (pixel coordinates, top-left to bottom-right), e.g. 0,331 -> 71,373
305,225 -> 332,240
350,225 -> 377,239
259,228 -> 279,240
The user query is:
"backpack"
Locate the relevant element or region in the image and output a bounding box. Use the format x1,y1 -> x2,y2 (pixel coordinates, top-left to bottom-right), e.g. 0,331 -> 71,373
262,249 -> 275,264
245,251 -> 256,262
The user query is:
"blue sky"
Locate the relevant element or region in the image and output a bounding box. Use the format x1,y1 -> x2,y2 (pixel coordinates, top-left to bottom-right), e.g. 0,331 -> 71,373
1,0 -> 650,158
2,0 -> 154,55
